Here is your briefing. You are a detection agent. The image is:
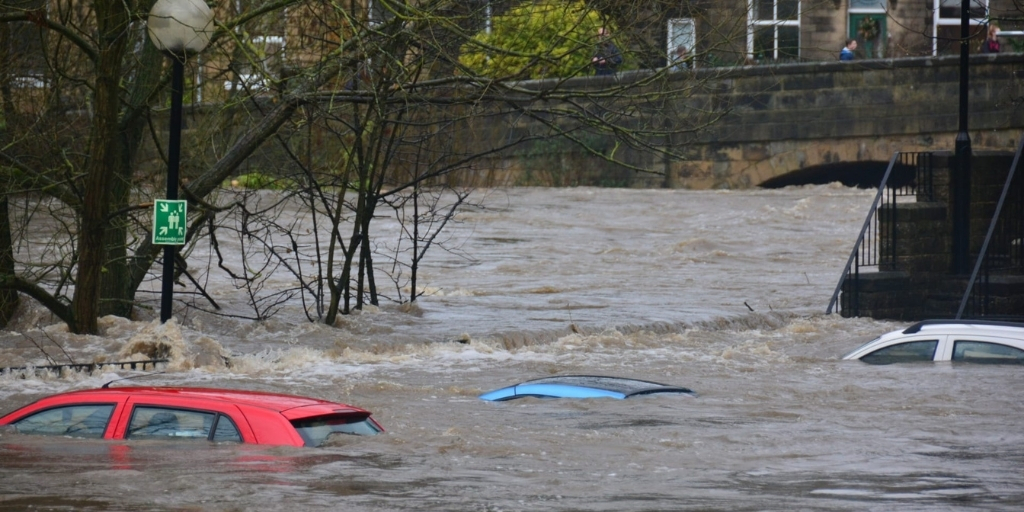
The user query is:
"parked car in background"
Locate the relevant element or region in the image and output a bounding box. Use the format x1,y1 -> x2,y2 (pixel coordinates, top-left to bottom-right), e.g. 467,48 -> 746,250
0,386 -> 383,447
843,320 -> 1024,365
479,375 -> 697,401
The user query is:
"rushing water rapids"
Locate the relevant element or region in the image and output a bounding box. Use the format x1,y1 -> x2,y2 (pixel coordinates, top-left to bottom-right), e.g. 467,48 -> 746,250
1,185 -> 1023,511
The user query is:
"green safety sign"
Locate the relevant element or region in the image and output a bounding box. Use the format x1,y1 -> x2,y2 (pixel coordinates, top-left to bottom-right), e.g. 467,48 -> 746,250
152,199 -> 187,245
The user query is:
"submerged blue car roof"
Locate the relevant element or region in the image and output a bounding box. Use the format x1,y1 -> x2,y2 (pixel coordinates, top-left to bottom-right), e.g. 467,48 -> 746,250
479,375 -> 697,401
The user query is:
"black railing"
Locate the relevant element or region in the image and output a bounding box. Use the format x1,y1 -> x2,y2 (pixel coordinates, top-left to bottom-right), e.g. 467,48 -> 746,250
2,359 -> 168,377
827,151 -> 934,315
957,136 -> 1024,319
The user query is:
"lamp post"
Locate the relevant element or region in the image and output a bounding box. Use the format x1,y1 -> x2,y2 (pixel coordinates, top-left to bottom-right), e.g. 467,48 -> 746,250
147,0 -> 214,322
952,0 -> 972,274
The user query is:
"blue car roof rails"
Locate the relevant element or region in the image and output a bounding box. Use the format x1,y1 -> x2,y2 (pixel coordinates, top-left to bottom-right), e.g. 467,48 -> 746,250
902,319 -> 1024,334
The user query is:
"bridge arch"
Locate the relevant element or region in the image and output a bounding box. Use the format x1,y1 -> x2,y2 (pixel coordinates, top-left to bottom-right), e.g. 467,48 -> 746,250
758,160 -> 898,189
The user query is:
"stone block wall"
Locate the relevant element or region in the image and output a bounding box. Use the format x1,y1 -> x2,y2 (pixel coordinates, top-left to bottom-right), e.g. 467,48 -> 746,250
844,272 -> 1024,320
661,54 -> 1024,189
841,150 -> 1024,320
877,202 -> 950,273
475,53 -> 1024,189
144,55 -> 1024,191
930,151 -> 1020,260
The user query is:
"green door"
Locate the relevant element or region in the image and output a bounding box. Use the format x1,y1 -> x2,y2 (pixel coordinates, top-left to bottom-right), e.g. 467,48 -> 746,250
849,13 -> 886,59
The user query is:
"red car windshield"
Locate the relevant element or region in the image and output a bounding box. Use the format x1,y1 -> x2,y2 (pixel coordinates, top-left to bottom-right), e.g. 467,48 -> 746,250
290,413 -> 382,447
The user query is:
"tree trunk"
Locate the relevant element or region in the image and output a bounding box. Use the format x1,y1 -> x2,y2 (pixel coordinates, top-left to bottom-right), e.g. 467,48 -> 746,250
0,196 -> 18,327
99,147 -> 133,318
0,19 -> 19,326
100,37 -> 166,318
71,0 -> 131,334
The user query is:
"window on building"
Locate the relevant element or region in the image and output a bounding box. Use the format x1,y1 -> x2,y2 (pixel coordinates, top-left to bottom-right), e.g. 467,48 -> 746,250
369,0 -> 397,27
937,0 -> 987,20
850,0 -> 887,8
224,1 -> 287,94
667,18 -> 695,69
932,0 -> 988,55
7,0 -> 48,86
748,0 -> 800,62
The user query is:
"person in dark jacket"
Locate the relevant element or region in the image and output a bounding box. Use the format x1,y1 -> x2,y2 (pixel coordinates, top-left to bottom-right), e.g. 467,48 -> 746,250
592,28 -> 623,75
670,44 -> 691,71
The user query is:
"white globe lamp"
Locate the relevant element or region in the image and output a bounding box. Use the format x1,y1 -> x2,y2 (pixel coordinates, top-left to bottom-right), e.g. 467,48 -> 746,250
147,0 -> 214,58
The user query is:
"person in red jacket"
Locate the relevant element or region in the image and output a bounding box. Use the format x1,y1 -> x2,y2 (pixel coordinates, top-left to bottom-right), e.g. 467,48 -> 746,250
981,24 -> 1000,54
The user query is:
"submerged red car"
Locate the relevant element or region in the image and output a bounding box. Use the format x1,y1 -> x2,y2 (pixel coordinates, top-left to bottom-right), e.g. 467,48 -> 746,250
0,386 -> 383,447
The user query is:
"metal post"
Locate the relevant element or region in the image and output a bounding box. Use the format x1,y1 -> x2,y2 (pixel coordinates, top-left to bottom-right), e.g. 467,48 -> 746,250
952,0 -> 972,274
161,58 -> 184,323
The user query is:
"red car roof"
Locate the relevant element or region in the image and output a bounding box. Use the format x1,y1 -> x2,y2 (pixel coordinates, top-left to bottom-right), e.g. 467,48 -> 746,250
46,386 -> 367,415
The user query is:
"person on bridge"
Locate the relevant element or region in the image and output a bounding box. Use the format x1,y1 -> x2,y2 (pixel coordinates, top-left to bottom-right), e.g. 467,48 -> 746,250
840,39 -> 857,61
592,28 -> 623,76
670,44 -> 691,71
981,24 -> 1000,53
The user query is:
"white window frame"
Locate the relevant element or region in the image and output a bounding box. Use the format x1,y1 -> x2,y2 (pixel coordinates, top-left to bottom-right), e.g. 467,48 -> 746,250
485,1 -> 493,35
932,0 -> 989,55
849,0 -> 887,10
849,0 -> 886,14
747,0 -> 801,60
667,18 -> 696,68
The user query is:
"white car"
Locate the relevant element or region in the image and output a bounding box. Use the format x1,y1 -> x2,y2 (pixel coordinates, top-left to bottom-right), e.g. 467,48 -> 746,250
843,320 -> 1024,365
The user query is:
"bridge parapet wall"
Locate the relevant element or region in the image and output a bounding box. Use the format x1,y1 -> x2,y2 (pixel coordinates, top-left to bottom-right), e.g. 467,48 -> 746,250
146,55 -> 1024,190
668,54 -> 1024,188
480,54 -> 1024,189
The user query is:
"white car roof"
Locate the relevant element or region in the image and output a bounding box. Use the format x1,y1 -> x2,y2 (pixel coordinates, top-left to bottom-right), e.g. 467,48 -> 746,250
844,319 -> 1024,360
897,319 -> 1024,337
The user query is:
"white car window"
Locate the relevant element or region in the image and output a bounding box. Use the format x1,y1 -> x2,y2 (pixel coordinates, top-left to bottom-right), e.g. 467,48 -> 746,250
952,340 -> 1024,364
861,340 -> 939,364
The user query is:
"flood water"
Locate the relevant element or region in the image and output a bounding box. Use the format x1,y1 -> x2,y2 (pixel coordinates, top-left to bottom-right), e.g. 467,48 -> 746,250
2,186 -> 1023,511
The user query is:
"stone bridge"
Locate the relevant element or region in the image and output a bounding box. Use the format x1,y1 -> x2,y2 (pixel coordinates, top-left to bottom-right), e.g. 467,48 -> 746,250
475,53 -> 1024,189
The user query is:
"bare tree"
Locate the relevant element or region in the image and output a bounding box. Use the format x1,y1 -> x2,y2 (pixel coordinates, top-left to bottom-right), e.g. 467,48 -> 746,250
0,0 -> 738,333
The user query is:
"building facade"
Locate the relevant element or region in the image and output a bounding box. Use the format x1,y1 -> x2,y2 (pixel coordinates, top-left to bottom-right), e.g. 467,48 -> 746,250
667,0 -> 1021,67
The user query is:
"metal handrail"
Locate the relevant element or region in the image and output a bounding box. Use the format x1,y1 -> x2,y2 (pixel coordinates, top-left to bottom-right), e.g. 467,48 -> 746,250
827,152 -> 900,314
957,135 -> 1024,318
1,359 -> 168,375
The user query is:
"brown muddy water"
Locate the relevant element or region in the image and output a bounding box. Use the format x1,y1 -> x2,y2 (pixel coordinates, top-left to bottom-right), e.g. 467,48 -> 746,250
1,186 -> 1022,511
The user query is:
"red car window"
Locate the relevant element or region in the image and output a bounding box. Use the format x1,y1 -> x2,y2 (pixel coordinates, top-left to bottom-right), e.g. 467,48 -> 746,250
127,406 -> 242,443
290,413 -> 382,447
212,414 -> 242,442
12,404 -> 115,438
